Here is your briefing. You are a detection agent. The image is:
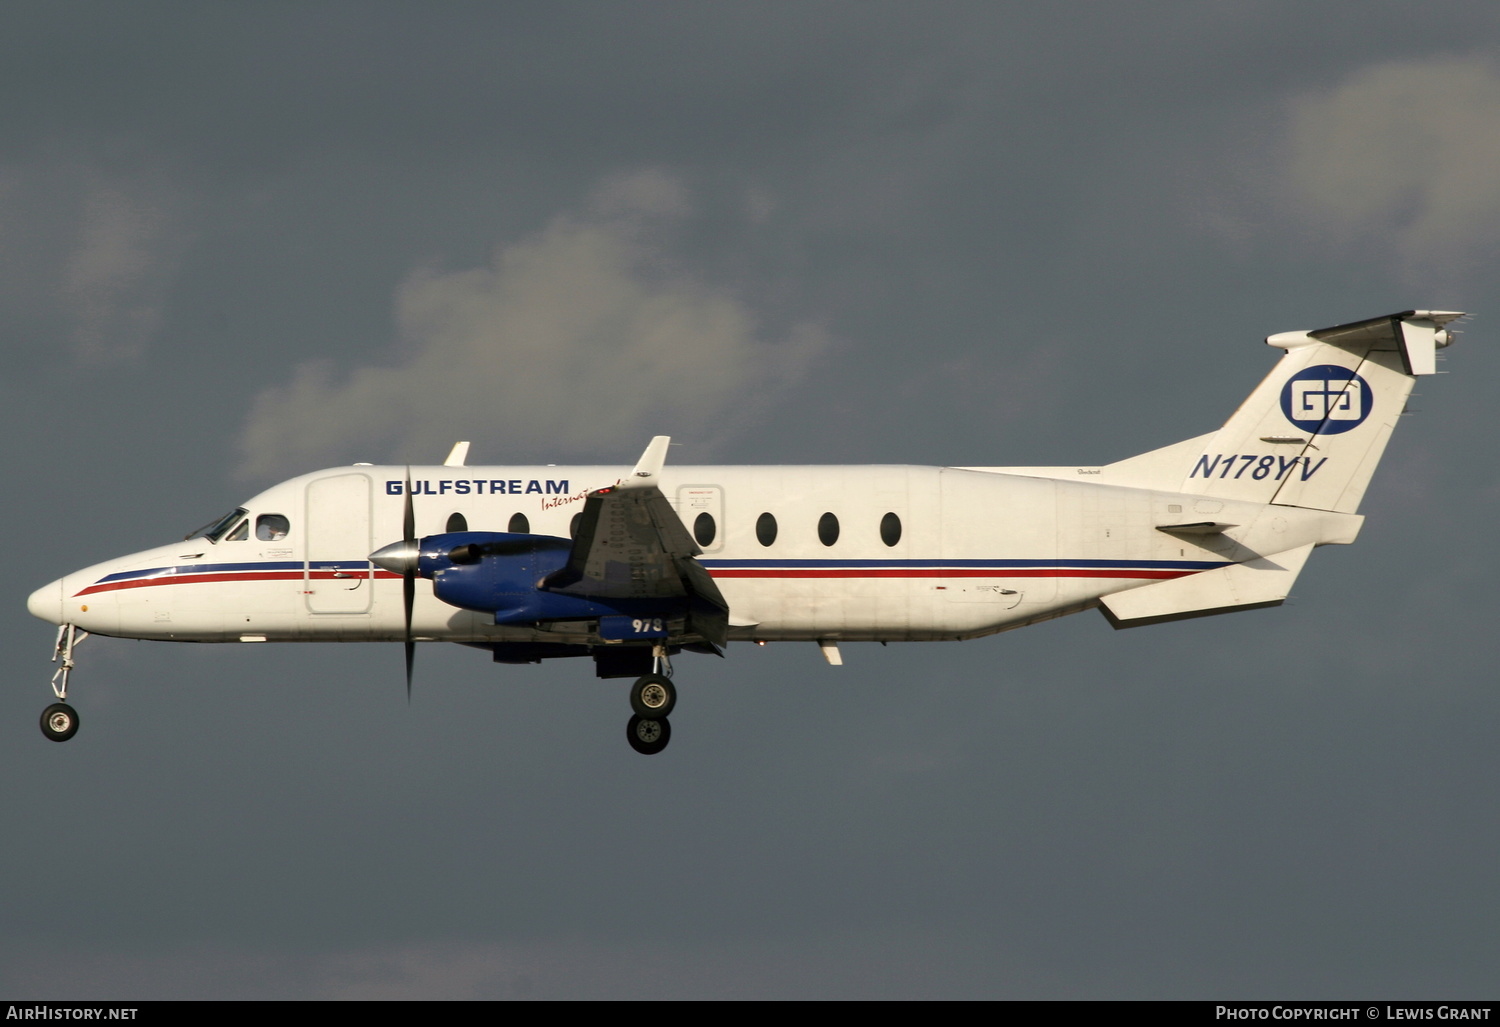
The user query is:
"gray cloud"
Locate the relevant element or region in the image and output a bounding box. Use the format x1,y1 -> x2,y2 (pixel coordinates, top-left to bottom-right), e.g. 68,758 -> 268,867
0,161 -> 188,366
62,176 -> 187,363
1281,56 -> 1500,285
236,171 -> 828,479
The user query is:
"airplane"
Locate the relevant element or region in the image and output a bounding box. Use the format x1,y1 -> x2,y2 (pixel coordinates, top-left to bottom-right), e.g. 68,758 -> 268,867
26,310 -> 1465,754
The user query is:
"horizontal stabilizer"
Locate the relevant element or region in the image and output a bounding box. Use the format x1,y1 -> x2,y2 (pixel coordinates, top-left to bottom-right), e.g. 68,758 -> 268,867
1099,544 -> 1313,628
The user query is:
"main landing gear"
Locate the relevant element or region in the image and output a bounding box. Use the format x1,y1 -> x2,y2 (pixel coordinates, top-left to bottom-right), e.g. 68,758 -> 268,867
40,624 -> 88,743
625,647 -> 677,755
626,713 -> 671,756
629,673 -> 676,718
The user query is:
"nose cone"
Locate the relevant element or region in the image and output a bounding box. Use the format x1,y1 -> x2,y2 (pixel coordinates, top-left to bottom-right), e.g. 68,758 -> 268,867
370,540 -> 418,576
27,578 -> 63,625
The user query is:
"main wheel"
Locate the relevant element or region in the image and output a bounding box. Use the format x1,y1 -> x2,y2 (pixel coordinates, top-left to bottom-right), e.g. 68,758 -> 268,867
630,673 -> 676,718
626,714 -> 672,755
40,702 -> 79,743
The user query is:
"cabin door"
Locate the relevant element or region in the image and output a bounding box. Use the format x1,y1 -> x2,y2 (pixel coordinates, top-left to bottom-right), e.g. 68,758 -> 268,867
304,473 -> 374,614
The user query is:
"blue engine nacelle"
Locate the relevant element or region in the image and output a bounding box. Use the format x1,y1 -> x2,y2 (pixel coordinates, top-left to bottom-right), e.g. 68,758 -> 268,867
414,531 -> 686,637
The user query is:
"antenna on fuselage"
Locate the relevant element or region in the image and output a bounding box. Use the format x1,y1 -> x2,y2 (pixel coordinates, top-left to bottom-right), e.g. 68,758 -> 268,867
443,441 -> 470,467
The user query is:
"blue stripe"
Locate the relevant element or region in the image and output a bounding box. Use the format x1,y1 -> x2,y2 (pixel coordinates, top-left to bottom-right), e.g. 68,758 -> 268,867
98,560 -> 370,583
698,557 -> 1225,571
97,556 -> 1225,585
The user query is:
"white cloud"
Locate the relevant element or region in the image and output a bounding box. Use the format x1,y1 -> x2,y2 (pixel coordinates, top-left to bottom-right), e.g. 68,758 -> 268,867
1281,56 -> 1500,284
236,171 -> 829,480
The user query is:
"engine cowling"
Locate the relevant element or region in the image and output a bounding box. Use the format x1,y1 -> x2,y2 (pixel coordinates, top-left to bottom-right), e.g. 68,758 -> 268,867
412,531 -> 689,637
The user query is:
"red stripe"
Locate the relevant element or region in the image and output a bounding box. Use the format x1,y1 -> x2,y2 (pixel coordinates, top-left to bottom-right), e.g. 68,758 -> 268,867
75,570 -> 368,597
708,568 -> 1189,580
75,565 -> 1191,597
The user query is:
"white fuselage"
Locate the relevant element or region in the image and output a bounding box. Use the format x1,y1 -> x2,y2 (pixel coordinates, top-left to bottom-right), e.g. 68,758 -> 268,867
27,462 -> 1355,647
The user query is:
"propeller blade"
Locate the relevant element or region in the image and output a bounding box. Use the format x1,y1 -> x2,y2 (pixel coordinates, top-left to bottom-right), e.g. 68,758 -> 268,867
403,467 -> 415,547
405,636 -> 415,703
403,466 -> 415,702
369,467 -> 422,702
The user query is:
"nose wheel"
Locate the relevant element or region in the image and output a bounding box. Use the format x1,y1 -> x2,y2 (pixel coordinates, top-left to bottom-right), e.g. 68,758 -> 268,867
40,703 -> 79,743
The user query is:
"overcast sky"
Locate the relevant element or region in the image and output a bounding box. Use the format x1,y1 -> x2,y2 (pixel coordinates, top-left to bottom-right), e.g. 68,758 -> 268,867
4,1 -> 1499,999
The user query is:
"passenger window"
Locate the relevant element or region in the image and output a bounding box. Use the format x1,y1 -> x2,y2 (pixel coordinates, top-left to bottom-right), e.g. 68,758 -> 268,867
446,512 -> 468,533
256,514 -> 290,541
880,512 -> 902,547
508,512 -> 530,534
818,512 -> 840,547
756,512 -> 777,547
225,519 -> 249,542
693,512 -> 717,547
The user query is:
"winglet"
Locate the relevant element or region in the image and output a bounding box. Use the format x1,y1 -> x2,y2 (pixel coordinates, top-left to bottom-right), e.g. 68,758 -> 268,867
620,435 -> 671,490
443,441 -> 471,467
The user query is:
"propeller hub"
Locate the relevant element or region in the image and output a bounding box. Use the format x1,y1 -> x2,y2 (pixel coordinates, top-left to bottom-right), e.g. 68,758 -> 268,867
370,540 -> 419,576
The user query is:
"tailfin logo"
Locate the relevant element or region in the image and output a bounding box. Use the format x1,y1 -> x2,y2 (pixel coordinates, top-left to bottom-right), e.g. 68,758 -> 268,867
1281,365 -> 1372,435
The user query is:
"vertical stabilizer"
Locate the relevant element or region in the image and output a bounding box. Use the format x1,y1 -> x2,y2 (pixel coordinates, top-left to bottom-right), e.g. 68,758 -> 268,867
1104,311 -> 1464,513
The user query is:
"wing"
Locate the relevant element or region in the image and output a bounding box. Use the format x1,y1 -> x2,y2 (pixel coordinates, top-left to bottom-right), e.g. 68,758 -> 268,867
540,436 -> 729,646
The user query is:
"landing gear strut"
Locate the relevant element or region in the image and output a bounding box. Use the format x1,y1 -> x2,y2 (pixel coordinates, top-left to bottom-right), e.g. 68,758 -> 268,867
41,624 -> 88,743
624,645 -> 676,754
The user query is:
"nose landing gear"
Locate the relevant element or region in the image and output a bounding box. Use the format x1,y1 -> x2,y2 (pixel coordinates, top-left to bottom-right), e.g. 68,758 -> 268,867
40,624 -> 88,743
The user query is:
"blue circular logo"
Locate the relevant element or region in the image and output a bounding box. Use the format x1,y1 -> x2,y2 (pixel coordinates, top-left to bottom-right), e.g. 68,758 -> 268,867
1280,364 -> 1372,435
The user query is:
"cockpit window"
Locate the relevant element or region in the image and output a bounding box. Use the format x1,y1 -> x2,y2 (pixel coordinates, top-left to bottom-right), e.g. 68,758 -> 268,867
185,508 -> 248,543
225,519 -> 250,542
256,514 -> 290,541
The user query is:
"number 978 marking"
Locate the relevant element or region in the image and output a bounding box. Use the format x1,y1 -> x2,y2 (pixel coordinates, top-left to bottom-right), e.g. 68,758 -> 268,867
598,614 -> 670,640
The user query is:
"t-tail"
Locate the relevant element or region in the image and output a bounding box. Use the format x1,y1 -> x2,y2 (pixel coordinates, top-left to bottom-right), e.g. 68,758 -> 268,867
1104,310 -> 1467,513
